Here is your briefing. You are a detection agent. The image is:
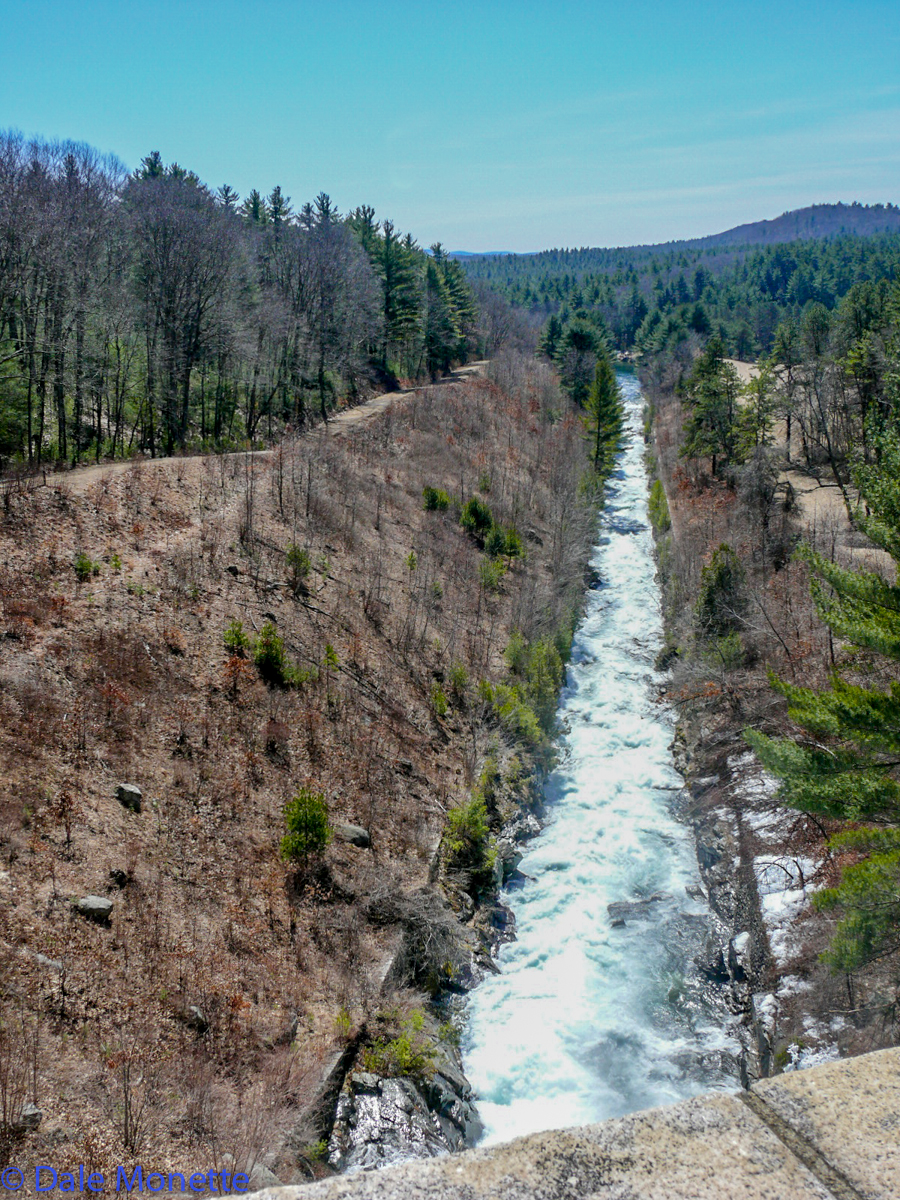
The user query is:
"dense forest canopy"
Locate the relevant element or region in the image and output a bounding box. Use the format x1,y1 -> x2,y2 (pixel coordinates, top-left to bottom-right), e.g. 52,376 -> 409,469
465,199 -> 900,1002
461,206 -> 900,363
0,133 -> 479,465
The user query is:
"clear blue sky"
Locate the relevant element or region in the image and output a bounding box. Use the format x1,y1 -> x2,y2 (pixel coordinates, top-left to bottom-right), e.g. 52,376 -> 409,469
2,0 -> 898,251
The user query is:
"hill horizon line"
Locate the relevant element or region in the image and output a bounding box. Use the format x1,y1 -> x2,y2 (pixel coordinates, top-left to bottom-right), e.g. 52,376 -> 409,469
451,200 -> 900,260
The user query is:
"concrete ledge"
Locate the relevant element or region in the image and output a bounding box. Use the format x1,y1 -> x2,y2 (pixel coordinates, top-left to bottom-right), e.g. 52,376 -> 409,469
251,1047 -> 898,1200
751,1048 -> 900,1199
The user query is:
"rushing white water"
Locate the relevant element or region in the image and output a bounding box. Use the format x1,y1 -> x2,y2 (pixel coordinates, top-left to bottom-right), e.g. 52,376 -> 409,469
462,372 -> 738,1146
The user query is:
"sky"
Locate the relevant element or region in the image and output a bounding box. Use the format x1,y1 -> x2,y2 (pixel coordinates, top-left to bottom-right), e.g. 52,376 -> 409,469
1,0 -> 898,252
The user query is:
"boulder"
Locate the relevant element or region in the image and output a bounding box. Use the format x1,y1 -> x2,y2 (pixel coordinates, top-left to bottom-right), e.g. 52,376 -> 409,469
26,950 -> 63,972
349,1072 -> 382,1094
606,894 -> 671,924
16,1103 -> 42,1131
248,1165 -> 282,1192
495,838 -> 524,881
116,783 -> 142,814
74,895 -> 113,925
504,813 -> 542,845
185,1005 -> 208,1034
728,932 -> 751,981
333,823 -> 371,849
329,1055 -> 482,1173
696,932 -> 730,982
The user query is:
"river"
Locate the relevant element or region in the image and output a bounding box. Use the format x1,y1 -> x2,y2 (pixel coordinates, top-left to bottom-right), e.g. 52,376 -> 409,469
462,371 -> 738,1145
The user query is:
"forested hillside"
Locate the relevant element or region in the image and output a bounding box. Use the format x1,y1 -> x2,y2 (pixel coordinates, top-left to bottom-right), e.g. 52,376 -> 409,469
0,135 -> 478,467
0,352 -> 604,1182
470,202 -> 900,1059
635,249 -> 900,1055
462,205 -> 900,361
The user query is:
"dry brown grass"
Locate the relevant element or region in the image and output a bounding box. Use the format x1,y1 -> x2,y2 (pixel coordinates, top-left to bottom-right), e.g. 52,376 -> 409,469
0,365 -> 592,1187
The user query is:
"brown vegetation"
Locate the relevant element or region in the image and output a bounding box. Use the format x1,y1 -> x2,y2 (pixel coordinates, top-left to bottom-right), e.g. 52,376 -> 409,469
646,369 -> 899,1062
0,357 -> 594,1187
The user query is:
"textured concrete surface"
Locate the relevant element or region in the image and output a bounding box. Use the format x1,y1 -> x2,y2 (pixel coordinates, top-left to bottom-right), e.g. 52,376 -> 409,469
251,1093 -> 833,1199
249,1048 -> 900,1200
752,1047 -> 900,1200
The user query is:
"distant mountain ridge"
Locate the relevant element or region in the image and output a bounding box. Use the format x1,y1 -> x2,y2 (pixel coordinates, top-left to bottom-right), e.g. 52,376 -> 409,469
683,202 -> 900,249
454,202 -> 900,260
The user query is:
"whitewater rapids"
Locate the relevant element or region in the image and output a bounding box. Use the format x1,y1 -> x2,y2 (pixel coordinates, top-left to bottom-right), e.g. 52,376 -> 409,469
462,372 -> 738,1145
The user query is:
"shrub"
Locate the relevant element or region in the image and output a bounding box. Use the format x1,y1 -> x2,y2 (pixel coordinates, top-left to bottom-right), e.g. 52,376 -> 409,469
476,754 -> 500,807
430,681 -> 448,718
280,787 -> 332,864
479,558 -> 506,592
504,630 -> 528,675
648,479 -> 671,533
286,543 -> 311,593
448,660 -> 468,701
696,543 -> 746,637
525,638 -> 564,733
74,551 -> 100,582
492,684 -> 543,747
484,524 -> 522,560
422,486 -> 450,511
361,1010 -> 435,1079
503,527 -> 524,559
323,642 -> 339,670
224,618 -> 250,656
704,631 -> 744,671
445,795 -> 491,869
460,496 -> 493,539
254,621 -> 290,686
484,524 -> 508,559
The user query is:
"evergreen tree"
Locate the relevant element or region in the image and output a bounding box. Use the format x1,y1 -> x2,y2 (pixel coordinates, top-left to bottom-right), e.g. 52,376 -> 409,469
216,184 -> 240,211
267,185 -> 293,227
376,220 -> 421,373
241,188 -> 268,225
680,335 -> 742,475
586,348 -> 623,471
539,313 -> 563,361
747,426 -> 900,980
556,318 -> 600,407
424,252 -> 459,377
735,361 -> 776,458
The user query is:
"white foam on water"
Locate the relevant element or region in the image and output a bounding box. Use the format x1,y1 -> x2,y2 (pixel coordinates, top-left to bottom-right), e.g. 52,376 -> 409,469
462,373 -> 738,1146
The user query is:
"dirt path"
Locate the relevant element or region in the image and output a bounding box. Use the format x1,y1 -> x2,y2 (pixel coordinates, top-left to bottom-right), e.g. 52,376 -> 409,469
726,358 -> 894,576
30,362 -> 488,496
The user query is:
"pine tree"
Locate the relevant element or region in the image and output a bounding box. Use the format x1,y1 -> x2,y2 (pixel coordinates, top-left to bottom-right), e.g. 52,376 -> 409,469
241,188 -> 268,225
680,335 -> 742,475
539,314 -> 563,361
586,349 -> 623,472
747,426 -> 900,978
424,255 -> 459,377
376,220 -> 422,374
